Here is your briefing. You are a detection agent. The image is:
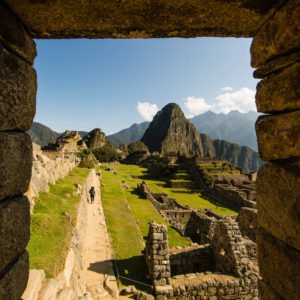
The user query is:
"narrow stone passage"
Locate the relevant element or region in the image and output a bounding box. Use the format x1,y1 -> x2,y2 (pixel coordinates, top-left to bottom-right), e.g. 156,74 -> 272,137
82,170 -> 119,299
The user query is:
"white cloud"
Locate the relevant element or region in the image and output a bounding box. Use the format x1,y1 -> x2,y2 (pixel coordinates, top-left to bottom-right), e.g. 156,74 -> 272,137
184,96 -> 213,117
184,87 -> 256,116
137,101 -> 160,121
221,86 -> 233,92
214,87 -> 256,114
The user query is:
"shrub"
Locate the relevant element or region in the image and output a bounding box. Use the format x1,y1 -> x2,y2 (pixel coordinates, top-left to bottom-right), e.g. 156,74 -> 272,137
127,141 -> 149,155
93,142 -> 119,162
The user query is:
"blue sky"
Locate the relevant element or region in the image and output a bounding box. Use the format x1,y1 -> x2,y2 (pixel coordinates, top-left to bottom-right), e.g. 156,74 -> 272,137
34,38 -> 258,134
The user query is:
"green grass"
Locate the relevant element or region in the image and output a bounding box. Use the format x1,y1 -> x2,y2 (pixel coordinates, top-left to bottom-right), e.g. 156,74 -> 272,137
27,168 -> 90,277
134,167 -> 237,215
101,164 -> 190,289
101,163 -> 237,288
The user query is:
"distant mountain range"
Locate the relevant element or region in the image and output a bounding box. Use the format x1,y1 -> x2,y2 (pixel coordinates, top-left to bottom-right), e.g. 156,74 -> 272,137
27,122 -> 60,147
108,122 -> 149,148
27,122 -> 87,147
190,110 -> 258,150
108,110 -> 259,150
28,109 -> 262,172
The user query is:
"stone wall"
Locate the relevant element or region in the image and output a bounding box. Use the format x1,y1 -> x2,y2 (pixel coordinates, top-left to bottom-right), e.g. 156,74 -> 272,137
212,183 -> 256,209
251,0 -> 300,298
169,244 -> 214,276
42,150 -> 64,160
145,218 -> 259,299
144,223 -> 173,297
22,170 -> 94,300
237,207 -> 258,242
172,273 -> 257,300
25,143 -> 77,211
0,2 -> 36,298
138,182 -> 221,245
184,210 -> 220,244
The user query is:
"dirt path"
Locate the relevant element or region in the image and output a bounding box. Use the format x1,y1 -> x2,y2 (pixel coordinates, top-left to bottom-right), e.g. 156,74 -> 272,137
82,170 -> 119,300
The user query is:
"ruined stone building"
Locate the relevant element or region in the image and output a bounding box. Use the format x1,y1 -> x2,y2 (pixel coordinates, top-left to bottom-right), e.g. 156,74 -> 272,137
0,1 -> 299,299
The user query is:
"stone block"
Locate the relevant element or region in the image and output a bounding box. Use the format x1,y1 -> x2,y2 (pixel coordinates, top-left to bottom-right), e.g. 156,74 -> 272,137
0,45 -> 36,131
0,3 -> 36,64
255,111 -> 300,160
0,251 -> 29,300
257,228 -> 300,300
22,269 -> 46,300
236,207 -> 257,242
256,162 -> 300,251
0,196 -> 30,273
258,279 -> 283,300
0,132 -> 32,200
251,0 -> 300,68
256,62 -> 300,113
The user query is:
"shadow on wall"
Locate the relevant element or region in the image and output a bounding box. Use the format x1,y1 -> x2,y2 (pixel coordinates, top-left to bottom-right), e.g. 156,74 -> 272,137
88,256 -> 151,292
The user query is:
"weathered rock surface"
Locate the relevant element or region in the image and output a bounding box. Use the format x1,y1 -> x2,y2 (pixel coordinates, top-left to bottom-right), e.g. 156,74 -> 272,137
141,103 -> 210,158
258,279 -> 283,300
251,0 -> 300,68
0,45 -> 36,131
255,111 -> 300,161
0,3 -> 36,64
6,0 -> 273,39
0,196 -> 30,273
83,128 -> 108,151
0,251 -> 29,300
256,162 -> 300,251
0,132 -> 32,200
256,62 -> 300,113
236,207 -> 257,242
257,228 -> 300,300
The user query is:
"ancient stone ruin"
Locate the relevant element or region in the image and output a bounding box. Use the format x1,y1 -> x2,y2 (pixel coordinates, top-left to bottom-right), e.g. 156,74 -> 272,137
145,221 -> 259,299
0,0 -> 299,299
138,180 -> 260,299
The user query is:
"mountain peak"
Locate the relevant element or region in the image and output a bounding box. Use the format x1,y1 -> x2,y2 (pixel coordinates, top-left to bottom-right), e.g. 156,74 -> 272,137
141,103 -> 214,158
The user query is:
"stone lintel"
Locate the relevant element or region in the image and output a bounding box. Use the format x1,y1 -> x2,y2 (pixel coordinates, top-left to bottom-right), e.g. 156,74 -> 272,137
0,2 -> 36,65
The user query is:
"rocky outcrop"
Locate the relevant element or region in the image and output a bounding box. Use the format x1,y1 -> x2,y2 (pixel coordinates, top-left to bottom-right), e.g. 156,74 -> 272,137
141,103 -> 211,158
83,128 -> 108,151
25,143 -> 77,211
108,122 -> 149,147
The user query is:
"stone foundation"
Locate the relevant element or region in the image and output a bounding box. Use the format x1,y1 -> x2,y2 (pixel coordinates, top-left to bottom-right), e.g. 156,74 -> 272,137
169,244 -> 214,276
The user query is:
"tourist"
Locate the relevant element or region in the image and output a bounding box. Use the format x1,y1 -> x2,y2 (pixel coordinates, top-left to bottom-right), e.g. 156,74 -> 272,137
89,186 -> 95,203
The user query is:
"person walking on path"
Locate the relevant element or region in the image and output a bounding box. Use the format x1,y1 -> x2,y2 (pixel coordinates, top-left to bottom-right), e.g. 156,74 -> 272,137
89,186 -> 95,204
